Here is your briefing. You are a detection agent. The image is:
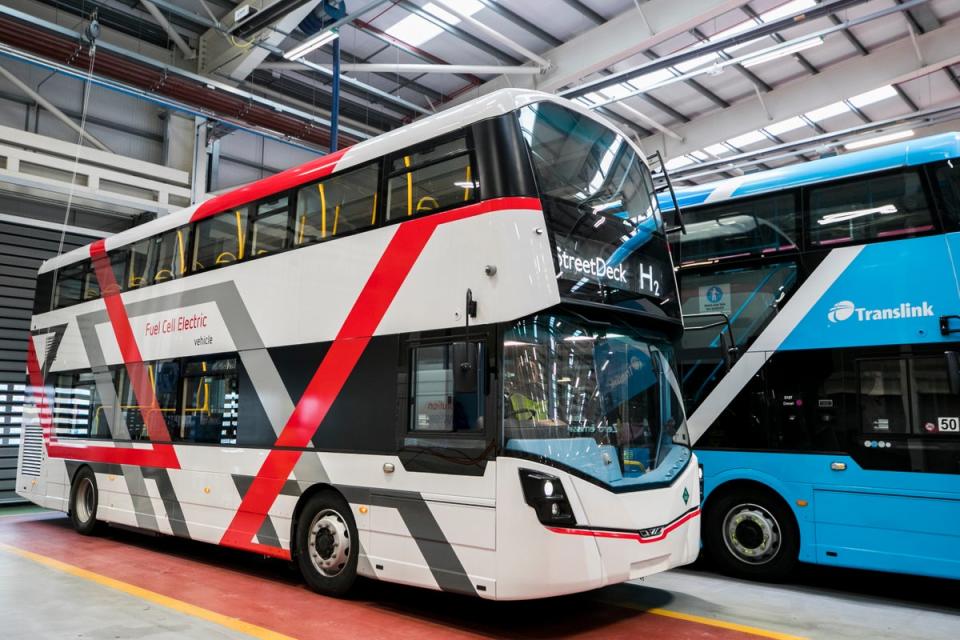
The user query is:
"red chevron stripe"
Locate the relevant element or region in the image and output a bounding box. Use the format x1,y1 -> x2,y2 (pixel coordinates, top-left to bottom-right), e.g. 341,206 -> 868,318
219,197 -> 542,557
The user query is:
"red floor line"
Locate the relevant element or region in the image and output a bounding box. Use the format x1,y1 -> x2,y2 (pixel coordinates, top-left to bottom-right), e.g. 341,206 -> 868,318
0,513 -> 768,640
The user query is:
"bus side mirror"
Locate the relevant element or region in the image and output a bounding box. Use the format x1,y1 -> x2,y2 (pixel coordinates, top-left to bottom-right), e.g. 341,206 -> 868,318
946,351 -> 960,394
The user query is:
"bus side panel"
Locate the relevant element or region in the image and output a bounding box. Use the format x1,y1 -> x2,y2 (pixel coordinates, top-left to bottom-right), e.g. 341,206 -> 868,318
699,450 -> 960,579
698,450 -> 817,564
813,486 -> 960,579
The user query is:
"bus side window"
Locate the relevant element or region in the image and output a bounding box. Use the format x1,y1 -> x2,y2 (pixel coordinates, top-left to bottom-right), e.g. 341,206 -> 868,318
409,342 -> 485,432
179,358 -> 238,445
127,238 -> 155,290
86,250 -> 128,299
932,161 -> 960,230
251,195 -> 291,256
193,210 -> 246,272
295,163 -> 380,244
859,359 -> 909,435
152,228 -> 189,283
387,136 -> 476,221
808,170 -> 934,247
32,271 -> 54,315
54,261 -> 87,309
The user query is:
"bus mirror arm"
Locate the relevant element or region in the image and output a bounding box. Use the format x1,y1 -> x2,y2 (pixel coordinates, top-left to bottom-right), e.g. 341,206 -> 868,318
939,315 -> 960,336
648,151 -> 685,234
945,351 -> 960,395
683,312 -> 739,370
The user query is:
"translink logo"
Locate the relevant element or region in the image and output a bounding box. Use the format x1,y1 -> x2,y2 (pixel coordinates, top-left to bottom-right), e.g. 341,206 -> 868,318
827,300 -> 934,323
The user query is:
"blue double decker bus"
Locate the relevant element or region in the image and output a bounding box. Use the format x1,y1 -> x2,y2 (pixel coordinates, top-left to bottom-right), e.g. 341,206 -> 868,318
661,133 -> 960,581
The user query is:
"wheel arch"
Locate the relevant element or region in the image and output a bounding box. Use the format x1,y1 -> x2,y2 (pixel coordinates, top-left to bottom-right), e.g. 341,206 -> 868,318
703,477 -> 801,547
289,483 -> 348,559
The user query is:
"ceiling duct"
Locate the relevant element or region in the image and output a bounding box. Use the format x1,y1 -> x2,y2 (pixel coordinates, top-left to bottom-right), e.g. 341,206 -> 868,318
228,0 -> 317,39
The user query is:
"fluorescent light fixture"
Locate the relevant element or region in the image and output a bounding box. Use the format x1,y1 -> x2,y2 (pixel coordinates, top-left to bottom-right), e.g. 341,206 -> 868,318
844,129 -> 915,150
849,85 -> 898,108
386,13 -> 443,47
504,340 -> 534,347
563,335 -> 596,342
817,204 -> 898,225
627,69 -> 675,92
283,29 -> 339,61
765,116 -> 807,135
727,130 -> 767,148
742,37 -> 823,68
806,100 -> 849,122
592,199 -> 623,213
453,181 -> 477,189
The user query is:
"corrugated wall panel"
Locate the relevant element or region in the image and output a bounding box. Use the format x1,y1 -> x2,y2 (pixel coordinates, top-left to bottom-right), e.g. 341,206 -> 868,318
0,219 -> 95,503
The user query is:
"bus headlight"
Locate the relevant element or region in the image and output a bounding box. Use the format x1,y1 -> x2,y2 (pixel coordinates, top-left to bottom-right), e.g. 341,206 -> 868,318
519,469 -> 576,526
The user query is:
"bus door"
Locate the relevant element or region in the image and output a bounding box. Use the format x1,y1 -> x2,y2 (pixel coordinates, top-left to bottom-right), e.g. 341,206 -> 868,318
368,330 -> 498,594
767,347 -> 960,578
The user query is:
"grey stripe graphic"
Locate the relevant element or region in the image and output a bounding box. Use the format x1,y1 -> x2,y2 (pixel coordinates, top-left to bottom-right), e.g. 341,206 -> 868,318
142,467 -> 191,538
121,464 -> 160,532
339,485 -> 476,596
687,245 -> 864,444
256,515 -> 281,547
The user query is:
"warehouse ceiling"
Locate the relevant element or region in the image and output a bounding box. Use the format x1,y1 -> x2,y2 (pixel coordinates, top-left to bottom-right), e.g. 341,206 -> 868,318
6,0 -> 960,184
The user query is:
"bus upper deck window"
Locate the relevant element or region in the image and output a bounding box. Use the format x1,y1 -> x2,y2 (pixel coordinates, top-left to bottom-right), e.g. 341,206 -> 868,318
153,229 -> 189,283
808,170 -> 933,246
296,164 -> 379,244
251,196 -> 290,256
127,239 -> 154,290
386,136 -> 475,221
54,262 -> 86,308
193,210 -> 246,272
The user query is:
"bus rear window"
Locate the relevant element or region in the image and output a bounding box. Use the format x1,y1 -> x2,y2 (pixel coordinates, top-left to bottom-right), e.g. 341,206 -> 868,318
808,170 -> 934,246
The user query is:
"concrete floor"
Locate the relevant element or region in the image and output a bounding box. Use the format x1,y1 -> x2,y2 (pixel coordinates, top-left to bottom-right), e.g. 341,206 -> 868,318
1,505 -> 957,640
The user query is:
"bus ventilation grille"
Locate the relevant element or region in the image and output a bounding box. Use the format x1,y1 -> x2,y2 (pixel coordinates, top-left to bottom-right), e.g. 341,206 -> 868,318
19,426 -> 43,477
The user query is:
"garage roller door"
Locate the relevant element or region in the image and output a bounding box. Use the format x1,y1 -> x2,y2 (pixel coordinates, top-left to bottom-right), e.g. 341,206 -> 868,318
0,218 -> 97,503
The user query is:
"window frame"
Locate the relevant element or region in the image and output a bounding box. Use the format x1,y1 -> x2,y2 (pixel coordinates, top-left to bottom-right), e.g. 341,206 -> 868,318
247,194 -> 294,260
399,328 -> 496,444
382,129 -> 479,224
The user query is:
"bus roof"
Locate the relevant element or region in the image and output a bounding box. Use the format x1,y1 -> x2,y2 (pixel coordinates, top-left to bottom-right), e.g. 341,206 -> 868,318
658,131 -> 960,212
41,88 -> 629,274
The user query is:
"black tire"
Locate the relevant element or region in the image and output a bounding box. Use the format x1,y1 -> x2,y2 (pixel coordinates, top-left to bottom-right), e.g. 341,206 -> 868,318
704,486 -> 798,581
69,466 -> 102,535
295,490 -> 359,597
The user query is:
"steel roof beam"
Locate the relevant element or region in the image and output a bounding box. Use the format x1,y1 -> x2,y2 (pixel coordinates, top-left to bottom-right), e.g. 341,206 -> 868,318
561,0 -> 874,98
444,0 -> 754,102
476,0 -> 563,47
641,20 -> 960,158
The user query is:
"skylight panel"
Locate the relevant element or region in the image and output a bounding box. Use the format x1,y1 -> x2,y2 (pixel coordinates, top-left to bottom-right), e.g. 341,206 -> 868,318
727,130 -> 767,148
690,150 -> 710,161
386,13 -> 443,46
806,101 -> 849,122
704,143 -> 732,156
764,116 -> 807,135
628,69 -> 674,91
665,156 -> 695,170
423,0 -> 483,24
849,85 -> 898,108
674,53 -> 720,74
741,37 -> 823,67
760,0 -> 817,23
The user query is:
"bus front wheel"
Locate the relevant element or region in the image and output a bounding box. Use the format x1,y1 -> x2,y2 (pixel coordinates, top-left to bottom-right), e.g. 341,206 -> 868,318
705,486 -> 798,581
69,466 -> 102,535
295,490 -> 359,597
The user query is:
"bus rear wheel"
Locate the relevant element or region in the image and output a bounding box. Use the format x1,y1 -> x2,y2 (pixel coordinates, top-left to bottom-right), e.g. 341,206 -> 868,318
705,486 -> 798,581
69,467 -> 102,535
295,491 -> 359,597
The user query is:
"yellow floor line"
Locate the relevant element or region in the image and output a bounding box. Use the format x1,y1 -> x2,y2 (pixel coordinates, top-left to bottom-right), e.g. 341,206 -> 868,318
645,607 -> 807,640
0,542 -> 296,640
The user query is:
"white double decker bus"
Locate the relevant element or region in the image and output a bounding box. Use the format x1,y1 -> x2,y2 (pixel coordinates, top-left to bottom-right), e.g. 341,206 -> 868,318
17,89 -> 699,600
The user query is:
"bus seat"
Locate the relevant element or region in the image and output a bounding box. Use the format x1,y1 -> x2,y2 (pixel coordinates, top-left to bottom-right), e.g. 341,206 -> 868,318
417,196 -> 439,213
215,252 -> 236,265
154,269 -> 173,282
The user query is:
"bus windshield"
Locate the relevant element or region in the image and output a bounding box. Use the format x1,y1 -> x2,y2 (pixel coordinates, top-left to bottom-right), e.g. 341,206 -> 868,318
503,313 -> 690,489
518,102 -> 676,314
